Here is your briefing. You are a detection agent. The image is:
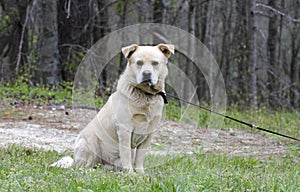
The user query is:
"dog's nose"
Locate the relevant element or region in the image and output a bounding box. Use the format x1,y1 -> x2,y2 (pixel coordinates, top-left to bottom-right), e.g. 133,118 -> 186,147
142,70 -> 152,83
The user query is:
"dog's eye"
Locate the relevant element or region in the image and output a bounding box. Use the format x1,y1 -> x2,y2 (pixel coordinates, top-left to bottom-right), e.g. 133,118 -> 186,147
152,61 -> 159,66
137,60 -> 143,66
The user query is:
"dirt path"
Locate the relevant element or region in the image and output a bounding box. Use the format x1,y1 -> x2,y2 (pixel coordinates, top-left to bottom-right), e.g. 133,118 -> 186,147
0,104 -> 286,157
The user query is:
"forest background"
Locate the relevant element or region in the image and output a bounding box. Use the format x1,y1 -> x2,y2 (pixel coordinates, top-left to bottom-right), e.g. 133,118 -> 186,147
0,0 -> 299,109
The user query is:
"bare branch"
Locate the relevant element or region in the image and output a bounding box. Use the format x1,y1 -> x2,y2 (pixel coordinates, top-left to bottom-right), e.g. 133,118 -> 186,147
60,44 -> 88,52
16,3 -> 30,73
256,3 -> 300,23
66,0 -> 71,19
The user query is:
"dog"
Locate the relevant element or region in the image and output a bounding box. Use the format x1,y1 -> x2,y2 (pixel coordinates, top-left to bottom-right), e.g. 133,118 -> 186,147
52,44 -> 174,173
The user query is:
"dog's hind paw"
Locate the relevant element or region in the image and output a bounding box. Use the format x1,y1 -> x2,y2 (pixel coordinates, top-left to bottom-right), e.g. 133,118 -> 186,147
50,156 -> 74,168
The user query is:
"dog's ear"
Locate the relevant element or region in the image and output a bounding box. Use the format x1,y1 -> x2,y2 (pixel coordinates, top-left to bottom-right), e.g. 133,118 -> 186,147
157,44 -> 175,58
122,44 -> 139,59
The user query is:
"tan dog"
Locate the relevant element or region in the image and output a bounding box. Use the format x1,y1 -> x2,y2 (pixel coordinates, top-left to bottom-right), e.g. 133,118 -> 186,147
73,44 -> 174,173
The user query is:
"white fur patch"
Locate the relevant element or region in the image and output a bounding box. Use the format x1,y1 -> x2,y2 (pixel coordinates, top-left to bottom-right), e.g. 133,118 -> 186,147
50,156 -> 74,168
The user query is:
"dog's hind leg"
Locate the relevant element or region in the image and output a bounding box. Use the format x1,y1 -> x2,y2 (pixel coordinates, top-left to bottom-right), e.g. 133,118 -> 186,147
74,136 -> 100,168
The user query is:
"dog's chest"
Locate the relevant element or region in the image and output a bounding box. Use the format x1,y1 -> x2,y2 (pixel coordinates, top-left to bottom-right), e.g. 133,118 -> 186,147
130,103 -> 161,140
130,114 -> 152,148
131,102 -> 161,125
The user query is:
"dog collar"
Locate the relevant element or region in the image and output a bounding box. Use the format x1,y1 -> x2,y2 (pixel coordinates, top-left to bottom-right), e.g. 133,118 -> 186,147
137,88 -> 168,104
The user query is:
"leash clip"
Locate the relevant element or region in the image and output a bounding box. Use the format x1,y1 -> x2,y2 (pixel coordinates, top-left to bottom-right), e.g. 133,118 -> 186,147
251,124 -> 258,129
158,92 -> 168,104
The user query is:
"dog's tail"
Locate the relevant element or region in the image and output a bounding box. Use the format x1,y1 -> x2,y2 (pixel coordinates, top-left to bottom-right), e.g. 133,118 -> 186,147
50,156 -> 74,168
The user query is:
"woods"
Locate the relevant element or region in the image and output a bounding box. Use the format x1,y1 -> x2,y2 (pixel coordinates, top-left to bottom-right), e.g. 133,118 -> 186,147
0,0 -> 299,109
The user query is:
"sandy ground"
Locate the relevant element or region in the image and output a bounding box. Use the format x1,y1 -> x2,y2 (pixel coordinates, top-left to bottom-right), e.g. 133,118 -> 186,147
0,104 -> 287,157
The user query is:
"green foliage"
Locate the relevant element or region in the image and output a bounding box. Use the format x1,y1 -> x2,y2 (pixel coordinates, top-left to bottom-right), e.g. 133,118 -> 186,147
27,29 -> 39,66
65,50 -> 85,75
0,145 -> 299,191
0,13 -> 11,29
164,101 -> 210,127
115,1 -> 125,14
164,101 -> 181,121
0,75 -> 73,106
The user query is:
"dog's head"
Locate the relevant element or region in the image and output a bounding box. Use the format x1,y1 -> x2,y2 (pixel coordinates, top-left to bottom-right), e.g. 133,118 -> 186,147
122,44 -> 175,93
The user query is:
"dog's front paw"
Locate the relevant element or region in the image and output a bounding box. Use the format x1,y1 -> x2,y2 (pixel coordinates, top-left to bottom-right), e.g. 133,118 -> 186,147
135,167 -> 145,174
116,163 -> 134,173
122,166 -> 134,173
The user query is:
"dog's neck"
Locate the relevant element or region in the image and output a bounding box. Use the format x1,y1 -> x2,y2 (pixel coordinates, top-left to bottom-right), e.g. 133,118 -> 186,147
136,85 -> 168,104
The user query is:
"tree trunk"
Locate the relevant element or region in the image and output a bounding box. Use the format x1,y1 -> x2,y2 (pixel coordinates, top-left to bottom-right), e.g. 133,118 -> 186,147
195,1 -> 209,103
220,0 -> 234,105
267,0 -> 279,107
153,0 -> 164,23
184,0 -> 196,99
290,0 -> 300,107
96,0 -> 110,97
34,0 -> 61,85
248,0 -> 258,108
233,0 -> 248,105
118,0 -> 127,76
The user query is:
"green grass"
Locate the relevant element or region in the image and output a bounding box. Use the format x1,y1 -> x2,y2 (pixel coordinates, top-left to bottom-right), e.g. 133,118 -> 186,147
223,108 -> 300,143
1,145 -> 299,191
0,79 -> 106,107
0,80 -> 73,106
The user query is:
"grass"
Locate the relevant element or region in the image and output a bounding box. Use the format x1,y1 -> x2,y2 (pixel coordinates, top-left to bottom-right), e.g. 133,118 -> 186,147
223,108 -> 300,143
0,145 -> 299,191
0,80 -> 73,106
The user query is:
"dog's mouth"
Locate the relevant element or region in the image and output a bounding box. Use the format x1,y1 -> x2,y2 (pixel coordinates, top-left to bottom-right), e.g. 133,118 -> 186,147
136,78 -> 163,95
140,79 -> 154,87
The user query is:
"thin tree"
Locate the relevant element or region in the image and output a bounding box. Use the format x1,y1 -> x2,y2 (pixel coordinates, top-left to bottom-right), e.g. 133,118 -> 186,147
248,0 -> 258,108
33,0 -> 61,85
266,0 -> 280,107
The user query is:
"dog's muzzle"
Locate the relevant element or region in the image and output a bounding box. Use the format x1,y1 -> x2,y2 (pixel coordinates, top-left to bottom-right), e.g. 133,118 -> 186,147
141,70 -> 153,85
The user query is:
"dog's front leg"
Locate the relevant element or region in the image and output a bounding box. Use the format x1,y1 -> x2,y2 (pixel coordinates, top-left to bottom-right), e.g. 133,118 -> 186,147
135,134 -> 152,174
117,127 -> 133,172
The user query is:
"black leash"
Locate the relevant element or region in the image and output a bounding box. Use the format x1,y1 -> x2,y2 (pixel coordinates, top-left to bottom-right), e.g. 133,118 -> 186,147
158,92 -> 169,104
165,93 -> 300,142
